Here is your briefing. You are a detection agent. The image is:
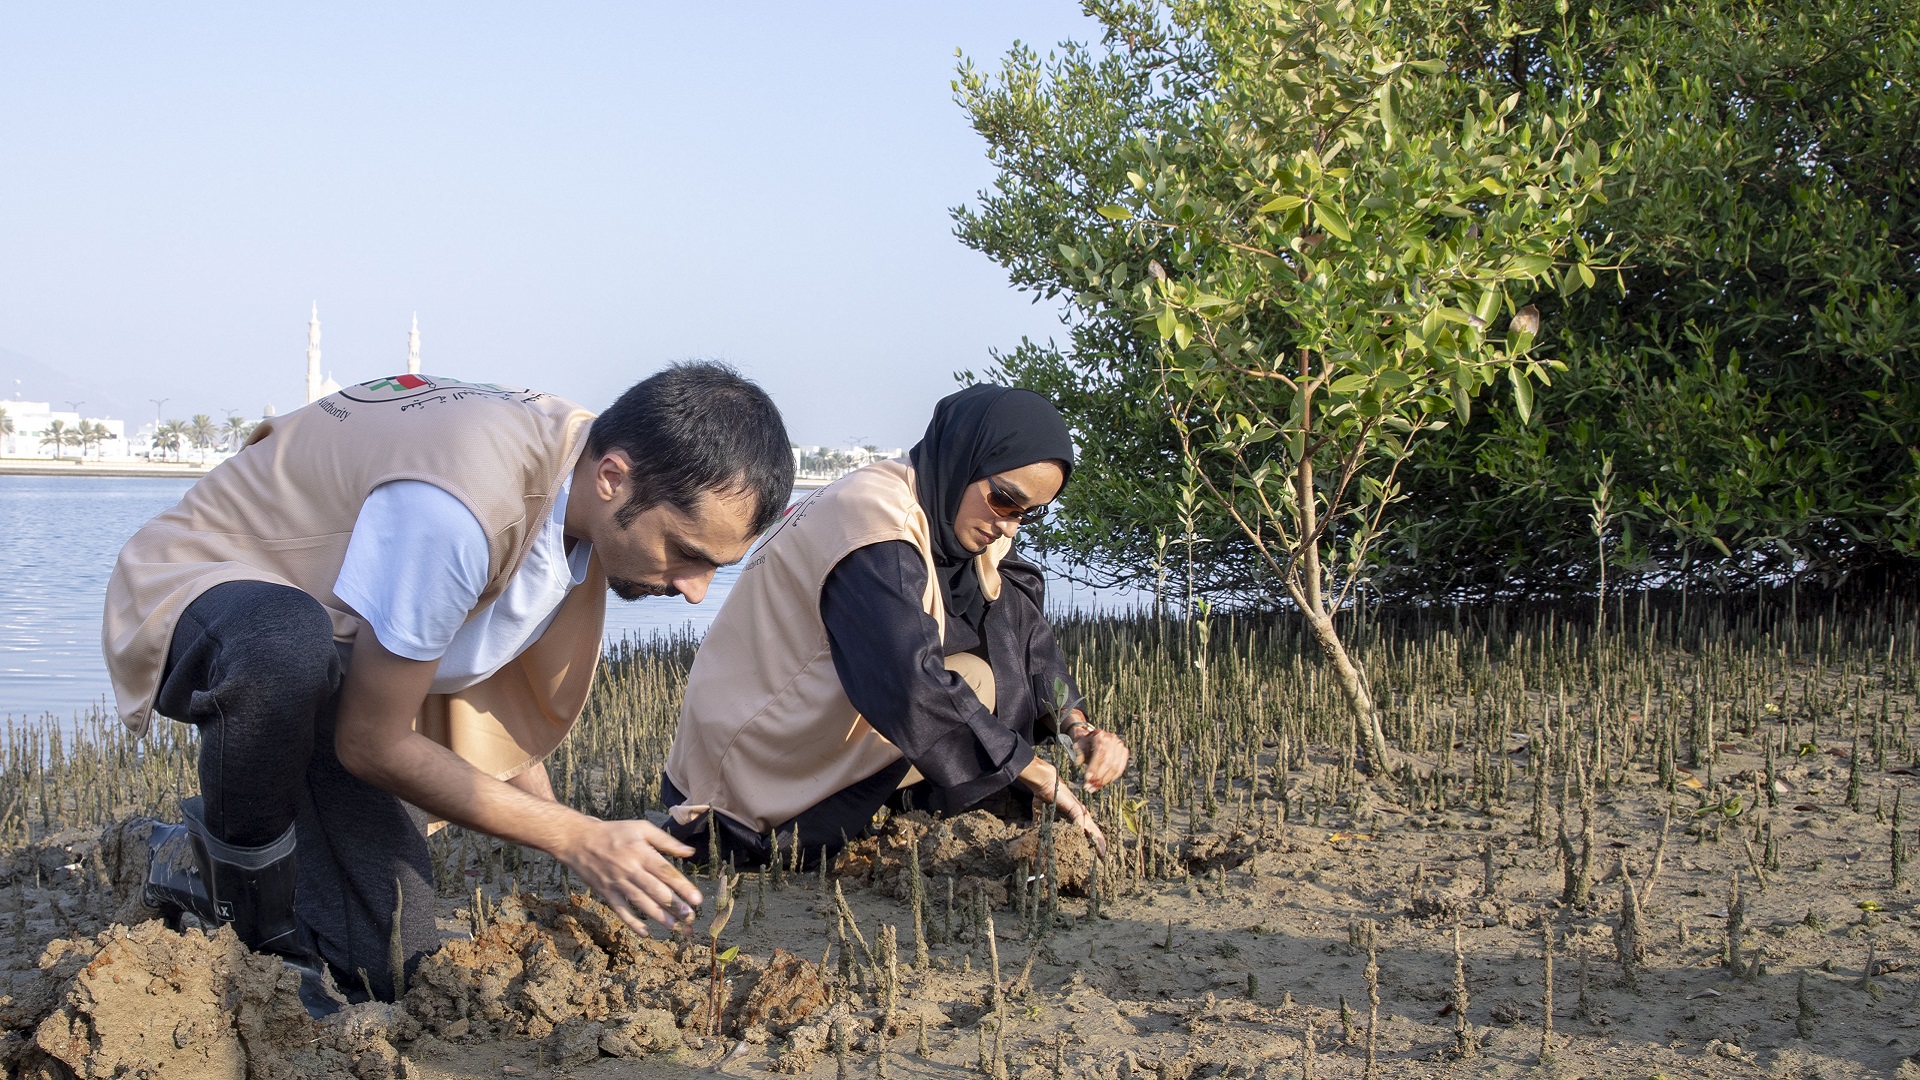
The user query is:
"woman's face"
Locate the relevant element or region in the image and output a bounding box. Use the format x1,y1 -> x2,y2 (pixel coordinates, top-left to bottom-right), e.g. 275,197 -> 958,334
952,459 -> 1066,555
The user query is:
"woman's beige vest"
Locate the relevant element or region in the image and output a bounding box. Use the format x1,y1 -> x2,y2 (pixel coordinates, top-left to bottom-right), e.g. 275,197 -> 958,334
103,377 -> 605,782
666,459 -> 1010,834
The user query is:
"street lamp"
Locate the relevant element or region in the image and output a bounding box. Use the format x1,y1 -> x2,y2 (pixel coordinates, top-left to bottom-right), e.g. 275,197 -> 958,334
148,398 -> 169,461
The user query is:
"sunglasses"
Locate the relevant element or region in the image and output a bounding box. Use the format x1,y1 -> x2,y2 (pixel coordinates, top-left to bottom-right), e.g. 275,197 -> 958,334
985,477 -> 1050,525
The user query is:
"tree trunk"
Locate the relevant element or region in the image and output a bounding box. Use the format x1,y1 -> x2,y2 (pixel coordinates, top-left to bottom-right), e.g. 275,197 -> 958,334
1289,354 -> 1408,778
1284,565 -> 1403,775
1299,603 -> 1398,775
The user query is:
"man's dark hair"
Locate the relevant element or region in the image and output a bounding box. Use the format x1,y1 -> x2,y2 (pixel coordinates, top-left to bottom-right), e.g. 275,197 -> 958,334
590,361 -> 793,535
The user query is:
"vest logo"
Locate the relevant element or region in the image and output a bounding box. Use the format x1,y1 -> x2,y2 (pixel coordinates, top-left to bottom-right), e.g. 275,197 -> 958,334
339,375 -> 529,406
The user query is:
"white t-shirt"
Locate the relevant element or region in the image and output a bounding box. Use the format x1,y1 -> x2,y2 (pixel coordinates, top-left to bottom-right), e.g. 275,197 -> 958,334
334,476 -> 593,694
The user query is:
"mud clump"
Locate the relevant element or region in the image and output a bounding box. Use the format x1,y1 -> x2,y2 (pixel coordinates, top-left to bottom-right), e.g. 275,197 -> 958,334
1180,822 -> 1257,876
1004,820 -> 1096,894
736,948 -> 829,1035
405,892 -> 828,1052
835,811 -> 1012,906
592,1007 -> 680,1058
834,809 -> 1099,904
4,920 -> 437,1080
5,920 -> 348,1080
2,888 -> 833,1078
0,820 -> 167,944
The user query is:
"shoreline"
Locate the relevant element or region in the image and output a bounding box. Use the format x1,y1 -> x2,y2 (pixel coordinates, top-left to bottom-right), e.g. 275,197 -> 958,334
0,457 -> 212,478
3,459 -> 840,486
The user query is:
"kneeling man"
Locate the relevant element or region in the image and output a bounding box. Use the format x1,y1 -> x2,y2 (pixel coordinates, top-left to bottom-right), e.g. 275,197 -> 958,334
104,363 -> 791,1012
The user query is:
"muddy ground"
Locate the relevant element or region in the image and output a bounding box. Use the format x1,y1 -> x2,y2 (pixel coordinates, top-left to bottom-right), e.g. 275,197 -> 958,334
2,748 -> 1917,1080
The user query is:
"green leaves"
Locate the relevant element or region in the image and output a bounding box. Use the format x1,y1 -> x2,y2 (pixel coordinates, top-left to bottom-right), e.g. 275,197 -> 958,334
952,0 -> 1629,602
1507,254 -> 1555,279
1313,202 -> 1352,241
1375,0 -> 1920,598
1508,366 -> 1535,425
1117,0 -> 1613,595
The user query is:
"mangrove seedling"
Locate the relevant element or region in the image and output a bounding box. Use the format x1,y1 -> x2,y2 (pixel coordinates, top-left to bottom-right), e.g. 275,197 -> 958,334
1616,859 -> 1644,989
707,869 -> 739,1035
1539,924 -> 1556,1066
1450,924 -> 1477,1059
1795,974 -> 1815,1039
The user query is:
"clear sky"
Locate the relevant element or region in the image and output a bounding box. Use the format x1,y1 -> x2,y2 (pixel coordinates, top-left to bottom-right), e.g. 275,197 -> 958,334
0,3 -> 1099,449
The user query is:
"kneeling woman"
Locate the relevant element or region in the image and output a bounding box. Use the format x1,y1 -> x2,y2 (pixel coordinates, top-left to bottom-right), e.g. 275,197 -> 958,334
662,384 -> 1128,866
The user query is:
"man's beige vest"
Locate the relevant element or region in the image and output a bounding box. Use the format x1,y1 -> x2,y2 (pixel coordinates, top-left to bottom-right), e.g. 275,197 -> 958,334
666,459 -> 1010,835
103,376 -> 605,782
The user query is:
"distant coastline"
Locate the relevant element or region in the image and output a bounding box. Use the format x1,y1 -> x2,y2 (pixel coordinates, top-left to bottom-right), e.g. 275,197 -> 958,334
0,459 -> 840,488
0,457 -> 212,478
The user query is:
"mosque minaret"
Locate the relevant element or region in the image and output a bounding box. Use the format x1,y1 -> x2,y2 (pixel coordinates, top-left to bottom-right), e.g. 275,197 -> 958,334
303,303 -> 342,405
303,306 -> 427,404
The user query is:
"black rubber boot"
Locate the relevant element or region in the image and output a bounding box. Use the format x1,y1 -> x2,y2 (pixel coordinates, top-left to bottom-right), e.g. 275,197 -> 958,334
142,797 -> 345,1018
142,820 -> 219,930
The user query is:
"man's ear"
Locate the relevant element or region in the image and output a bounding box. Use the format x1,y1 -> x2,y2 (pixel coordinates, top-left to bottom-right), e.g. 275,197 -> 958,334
594,451 -> 632,505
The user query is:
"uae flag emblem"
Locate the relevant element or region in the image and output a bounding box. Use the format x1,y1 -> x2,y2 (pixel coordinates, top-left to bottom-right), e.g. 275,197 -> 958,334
366,374 -> 429,392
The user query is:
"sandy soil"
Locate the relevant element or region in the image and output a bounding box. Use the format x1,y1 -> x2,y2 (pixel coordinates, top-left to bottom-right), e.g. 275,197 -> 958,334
3,745 -> 1917,1080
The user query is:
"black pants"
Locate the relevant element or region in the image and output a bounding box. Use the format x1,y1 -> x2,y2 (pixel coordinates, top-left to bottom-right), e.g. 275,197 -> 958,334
659,762 -> 910,870
156,580 -> 435,1001
659,766 -> 1030,871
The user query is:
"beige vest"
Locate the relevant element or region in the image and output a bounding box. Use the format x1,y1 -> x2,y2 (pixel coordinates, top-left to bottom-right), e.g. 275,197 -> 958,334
665,459 -> 1010,834
103,376 -> 605,782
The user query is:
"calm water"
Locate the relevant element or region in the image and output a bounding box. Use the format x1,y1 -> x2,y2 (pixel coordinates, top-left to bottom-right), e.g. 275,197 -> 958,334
0,475 -> 1140,724
0,476 -> 744,723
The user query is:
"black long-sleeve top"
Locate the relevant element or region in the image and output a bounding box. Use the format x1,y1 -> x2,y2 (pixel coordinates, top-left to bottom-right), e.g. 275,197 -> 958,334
817,541 -> 1082,813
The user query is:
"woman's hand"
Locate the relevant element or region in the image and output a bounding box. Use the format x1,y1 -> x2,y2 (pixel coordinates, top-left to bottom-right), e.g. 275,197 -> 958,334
1062,710 -> 1130,792
1018,755 -> 1107,856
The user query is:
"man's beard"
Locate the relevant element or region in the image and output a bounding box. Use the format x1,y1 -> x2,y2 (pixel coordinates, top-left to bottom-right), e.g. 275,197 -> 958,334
608,576 -> 678,601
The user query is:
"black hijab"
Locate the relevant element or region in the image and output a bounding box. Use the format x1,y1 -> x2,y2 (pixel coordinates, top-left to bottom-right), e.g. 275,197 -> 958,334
909,385 -> 1075,637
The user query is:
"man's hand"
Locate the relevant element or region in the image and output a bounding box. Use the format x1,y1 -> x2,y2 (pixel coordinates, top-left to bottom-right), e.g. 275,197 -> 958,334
334,632 -> 702,936
1017,755 -> 1107,856
1062,709 -> 1130,793
551,819 -> 702,935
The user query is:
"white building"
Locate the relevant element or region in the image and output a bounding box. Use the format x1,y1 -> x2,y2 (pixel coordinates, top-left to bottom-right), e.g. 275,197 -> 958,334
791,444 -> 905,481
0,399 -> 126,460
0,305 -> 415,461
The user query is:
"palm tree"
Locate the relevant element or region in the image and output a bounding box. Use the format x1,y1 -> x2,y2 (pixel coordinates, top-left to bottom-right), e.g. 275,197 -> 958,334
154,419 -> 188,462
75,420 -> 100,459
188,414 -> 217,461
220,414 -> 254,452
40,419 -> 75,460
